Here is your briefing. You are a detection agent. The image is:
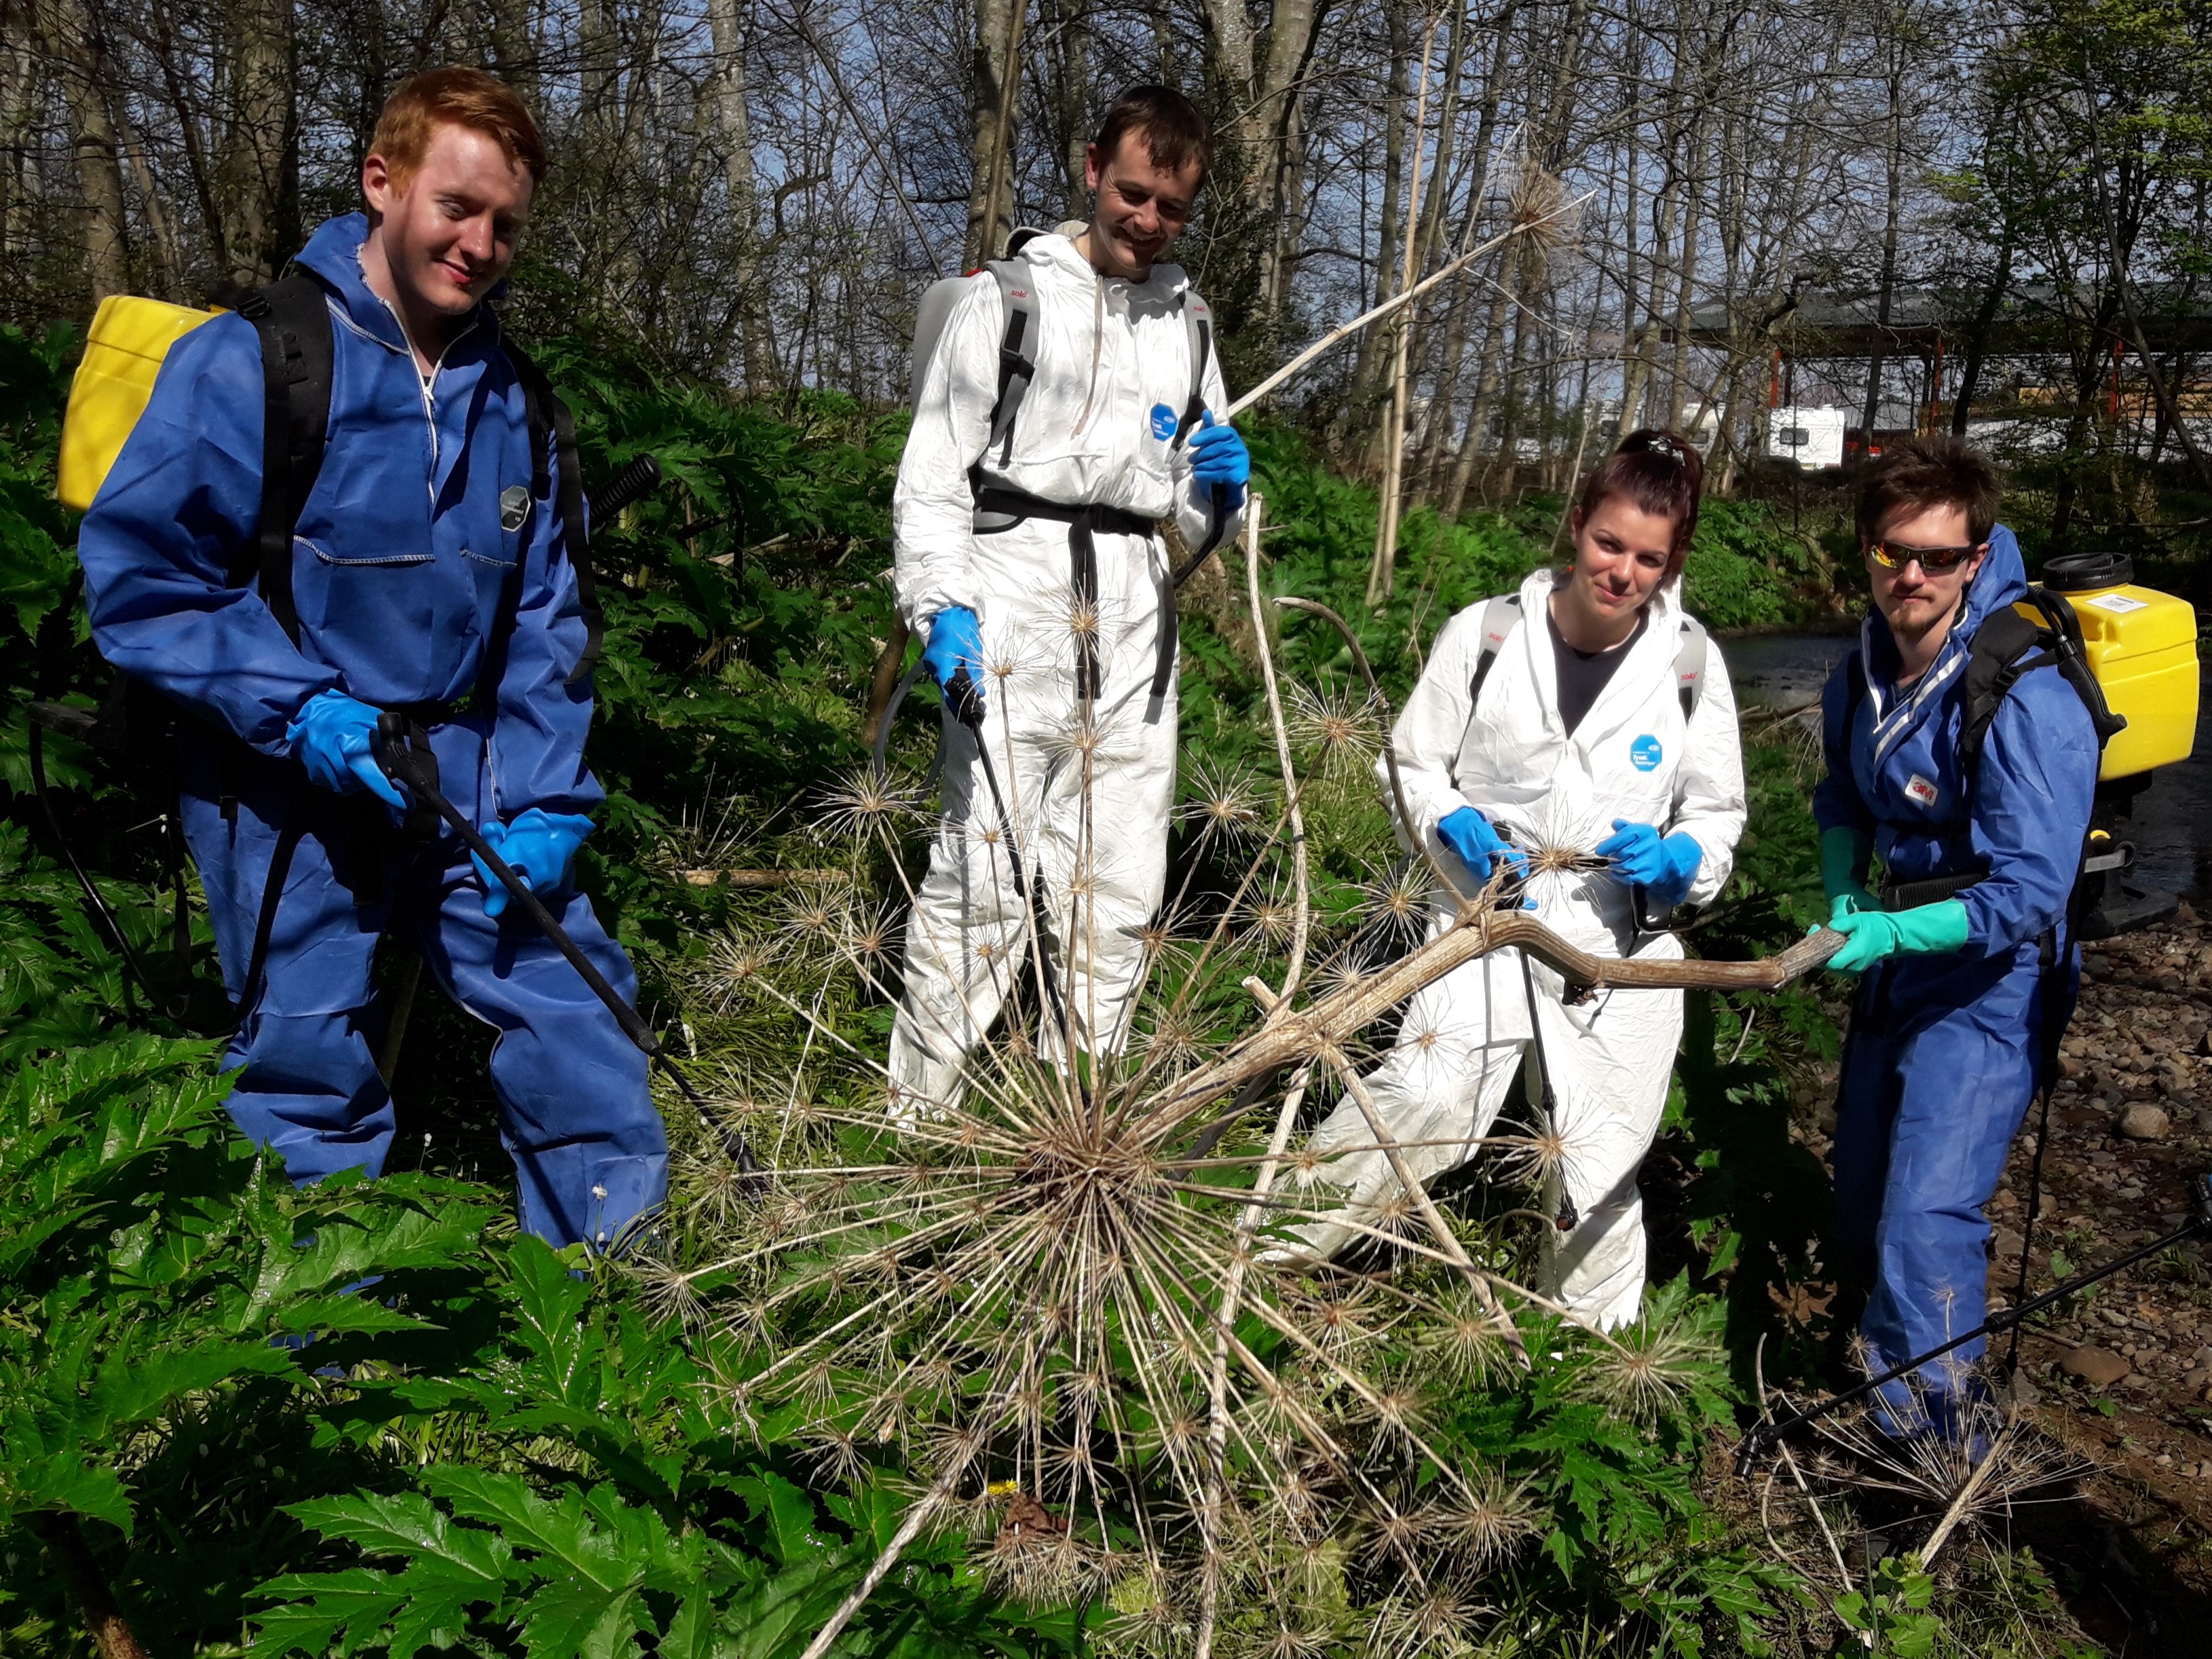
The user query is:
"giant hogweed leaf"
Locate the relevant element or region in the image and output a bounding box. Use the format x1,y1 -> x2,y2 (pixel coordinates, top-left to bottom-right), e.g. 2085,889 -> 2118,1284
283,1490 -> 512,1583
247,1176 -> 493,1313
1,1448 -> 133,1533
422,1467 -> 622,1576
504,1233 -> 597,1405
248,1569 -> 411,1657
714,1554 -> 862,1659
518,1580 -> 650,1659
86,1338 -> 296,1432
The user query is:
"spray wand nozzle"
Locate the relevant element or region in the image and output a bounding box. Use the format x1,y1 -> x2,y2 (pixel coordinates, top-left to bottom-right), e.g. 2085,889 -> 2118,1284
1734,1165 -> 2212,1480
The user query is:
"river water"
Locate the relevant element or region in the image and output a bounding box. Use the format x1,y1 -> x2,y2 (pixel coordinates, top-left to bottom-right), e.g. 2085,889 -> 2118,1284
1727,633 -> 2212,900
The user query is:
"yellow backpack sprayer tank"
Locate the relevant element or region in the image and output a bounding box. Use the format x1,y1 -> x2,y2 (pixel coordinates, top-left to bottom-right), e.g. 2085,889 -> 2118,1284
2034,550 -> 2200,936
56,295 -> 222,512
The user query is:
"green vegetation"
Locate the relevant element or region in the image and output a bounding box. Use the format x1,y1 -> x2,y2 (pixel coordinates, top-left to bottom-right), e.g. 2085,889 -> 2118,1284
0,324 -> 2099,1655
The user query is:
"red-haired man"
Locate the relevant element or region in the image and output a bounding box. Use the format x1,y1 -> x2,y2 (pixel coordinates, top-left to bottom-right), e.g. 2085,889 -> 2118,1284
77,68 -> 667,1249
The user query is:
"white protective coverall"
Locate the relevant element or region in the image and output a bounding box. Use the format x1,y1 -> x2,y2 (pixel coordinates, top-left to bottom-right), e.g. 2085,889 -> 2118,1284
889,229 -> 1237,1111
1291,567 -> 1746,1327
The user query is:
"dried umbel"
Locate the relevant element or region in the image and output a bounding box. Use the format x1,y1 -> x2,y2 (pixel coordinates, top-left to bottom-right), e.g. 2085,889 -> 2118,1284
1284,678 -> 1385,783
654,520 -> 1845,1657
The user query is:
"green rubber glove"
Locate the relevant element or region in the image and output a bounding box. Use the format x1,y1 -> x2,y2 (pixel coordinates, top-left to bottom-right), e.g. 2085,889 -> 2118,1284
1820,825 -> 1876,920
1825,899 -> 1970,974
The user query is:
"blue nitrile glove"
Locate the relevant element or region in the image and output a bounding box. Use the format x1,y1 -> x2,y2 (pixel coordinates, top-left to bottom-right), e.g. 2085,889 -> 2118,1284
1820,825 -> 1877,920
1438,806 -> 1526,880
1190,411 -> 1250,509
1822,899 -> 1971,974
471,808 -> 594,920
1595,819 -> 1703,907
920,605 -> 985,708
286,690 -> 405,811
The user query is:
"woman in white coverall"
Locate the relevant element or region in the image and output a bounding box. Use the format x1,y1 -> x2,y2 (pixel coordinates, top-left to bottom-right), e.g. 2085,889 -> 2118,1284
887,88 -> 1241,1115
1287,431 -> 1746,1328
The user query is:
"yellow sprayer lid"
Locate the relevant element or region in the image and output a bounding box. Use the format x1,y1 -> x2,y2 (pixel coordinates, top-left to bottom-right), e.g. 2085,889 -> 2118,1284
57,295 -> 223,512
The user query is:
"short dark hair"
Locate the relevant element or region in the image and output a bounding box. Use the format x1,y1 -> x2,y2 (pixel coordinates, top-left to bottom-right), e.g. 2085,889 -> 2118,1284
1576,428 -> 1706,576
1855,435 -> 2002,547
1091,84 -> 1212,182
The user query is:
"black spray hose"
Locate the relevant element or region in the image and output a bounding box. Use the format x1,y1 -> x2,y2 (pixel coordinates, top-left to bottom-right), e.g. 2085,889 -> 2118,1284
371,716 -> 760,1179
588,452 -> 663,525
1735,1168 -> 2212,1478
945,667 -> 1071,1038
26,707 -> 181,1021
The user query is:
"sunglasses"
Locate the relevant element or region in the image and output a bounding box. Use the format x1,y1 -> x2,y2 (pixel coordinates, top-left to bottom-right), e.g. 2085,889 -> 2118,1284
1868,538 -> 1986,573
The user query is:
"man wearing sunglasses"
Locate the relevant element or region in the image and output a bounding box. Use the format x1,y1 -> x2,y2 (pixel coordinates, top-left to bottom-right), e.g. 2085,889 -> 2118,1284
1812,436 -> 2099,1447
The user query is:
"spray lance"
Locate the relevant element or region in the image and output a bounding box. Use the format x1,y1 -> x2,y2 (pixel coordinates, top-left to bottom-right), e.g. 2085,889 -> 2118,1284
1733,1168 -> 2212,1478
369,715 -> 757,1176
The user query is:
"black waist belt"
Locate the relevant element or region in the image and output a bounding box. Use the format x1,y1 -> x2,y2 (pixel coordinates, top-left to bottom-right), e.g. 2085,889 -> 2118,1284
1881,871 -> 1983,911
370,696 -> 474,726
969,477 -> 1167,706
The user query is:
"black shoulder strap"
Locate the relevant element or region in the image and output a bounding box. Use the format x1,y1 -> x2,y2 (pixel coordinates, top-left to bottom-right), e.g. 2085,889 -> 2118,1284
1674,615 -> 1708,722
982,257 -> 1039,467
1467,593 -> 1524,707
1174,286 -> 1215,447
503,337 -> 602,688
1957,605 -> 2048,796
233,274 -> 334,645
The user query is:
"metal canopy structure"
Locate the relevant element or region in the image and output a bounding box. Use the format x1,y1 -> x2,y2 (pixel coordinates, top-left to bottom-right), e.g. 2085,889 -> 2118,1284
1675,284 -> 2212,357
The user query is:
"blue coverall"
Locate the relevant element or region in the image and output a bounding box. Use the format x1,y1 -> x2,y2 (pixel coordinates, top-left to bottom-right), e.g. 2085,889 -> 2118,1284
77,212 -> 668,1249
1813,526 -> 2098,1436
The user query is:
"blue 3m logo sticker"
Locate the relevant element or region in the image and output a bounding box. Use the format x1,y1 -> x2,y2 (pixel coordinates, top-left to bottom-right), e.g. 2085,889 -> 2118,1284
1150,403 -> 1178,441
1630,734 -> 1663,772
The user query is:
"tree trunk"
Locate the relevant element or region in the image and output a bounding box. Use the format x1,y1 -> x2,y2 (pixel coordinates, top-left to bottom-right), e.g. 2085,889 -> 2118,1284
214,0 -> 298,285
1412,1 -> 1522,500
1950,221 -> 2013,434
1861,55 -> 1903,443
36,0 -> 128,299
1350,1 -> 1411,415
963,0 -> 1026,271
36,1514 -> 149,1659
705,0 -> 771,387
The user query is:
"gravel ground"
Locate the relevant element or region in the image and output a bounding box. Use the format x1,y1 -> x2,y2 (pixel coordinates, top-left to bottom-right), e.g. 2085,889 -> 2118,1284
1785,911 -> 2212,1649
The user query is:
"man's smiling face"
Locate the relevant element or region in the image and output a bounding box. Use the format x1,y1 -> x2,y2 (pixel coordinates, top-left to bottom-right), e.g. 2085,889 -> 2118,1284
1083,130 -> 1202,280
362,122 -> 533,323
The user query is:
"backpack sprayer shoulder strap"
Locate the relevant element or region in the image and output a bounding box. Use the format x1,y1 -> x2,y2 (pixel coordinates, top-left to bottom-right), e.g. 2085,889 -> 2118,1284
980,251 -> 1043,470
500,336 -> 602,686
231,274 -> 334,644
962,242 -> 1220,711
1463,592 -> 1706,740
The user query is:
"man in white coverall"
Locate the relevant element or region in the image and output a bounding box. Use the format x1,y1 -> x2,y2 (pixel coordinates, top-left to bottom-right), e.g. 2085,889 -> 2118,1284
888,85 -> 1247,1112
1286,433 -> 1746,1328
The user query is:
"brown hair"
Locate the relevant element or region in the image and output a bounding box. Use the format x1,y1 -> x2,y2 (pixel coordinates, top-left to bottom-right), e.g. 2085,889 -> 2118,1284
369,67 -> 547,195
1575,428 -> 1706,576
1855,434 -> 2002,548
1091,84 -> 1212,183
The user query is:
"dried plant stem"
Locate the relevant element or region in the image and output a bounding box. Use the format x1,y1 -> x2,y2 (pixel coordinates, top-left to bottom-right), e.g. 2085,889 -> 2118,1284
1220,195 -> 1591,422
1243,495 -> 1311,1000
1195,1062 -> 1315,1659
1755,1335 -> 1853,1599
1320,1049 -> 1527,1364
798,1451 -> 975,1659
1152,910 -> 1846,1138
1919,1415 -> 2018,1567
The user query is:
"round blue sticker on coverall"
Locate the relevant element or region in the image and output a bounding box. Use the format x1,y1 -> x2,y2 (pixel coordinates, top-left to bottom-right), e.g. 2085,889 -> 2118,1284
1150,403 -> 1177,440
1630,734 -> 1662,771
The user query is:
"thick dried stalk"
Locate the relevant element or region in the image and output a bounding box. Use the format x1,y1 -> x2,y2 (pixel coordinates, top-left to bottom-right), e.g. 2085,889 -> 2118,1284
1242,496 -> 1311,998
1222,195 -> 1591,422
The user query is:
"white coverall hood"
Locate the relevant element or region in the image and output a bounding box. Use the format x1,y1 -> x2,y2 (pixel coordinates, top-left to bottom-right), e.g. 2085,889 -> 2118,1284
1290,569 -> 1747,1328
886,231 -> 1237,1115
